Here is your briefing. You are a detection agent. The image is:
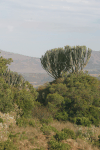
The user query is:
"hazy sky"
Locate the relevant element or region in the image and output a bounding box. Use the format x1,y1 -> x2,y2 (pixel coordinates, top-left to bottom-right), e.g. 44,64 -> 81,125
0,0 -> 100,58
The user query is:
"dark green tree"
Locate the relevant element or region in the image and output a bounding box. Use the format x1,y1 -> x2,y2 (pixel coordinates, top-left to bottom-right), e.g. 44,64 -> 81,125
40,45 -> 92,80
0,52 -> 13,76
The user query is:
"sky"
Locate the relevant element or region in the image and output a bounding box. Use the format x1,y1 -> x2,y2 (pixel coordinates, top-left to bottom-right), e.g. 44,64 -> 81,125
0,0 -> 100,58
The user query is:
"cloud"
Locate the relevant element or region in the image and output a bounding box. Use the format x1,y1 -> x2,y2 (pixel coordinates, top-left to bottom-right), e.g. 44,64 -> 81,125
7,26 -> 14,32
0,0 -> 100,33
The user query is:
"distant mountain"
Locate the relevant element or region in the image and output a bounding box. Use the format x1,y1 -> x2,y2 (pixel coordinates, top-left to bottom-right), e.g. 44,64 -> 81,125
0,49 -> 100,89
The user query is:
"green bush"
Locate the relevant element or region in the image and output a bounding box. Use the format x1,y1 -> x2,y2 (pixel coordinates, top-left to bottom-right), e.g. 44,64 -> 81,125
89,116 -> 99,127
98,135 -> 100,140
55,111 -> 68,121
40,123 -> 52,136
0,139 -> 18,150
40,124 -> 58,136
62,128 -> 76,139
93,139 -> 100,148
41,117 -> 53,125
14,89 -> 35,118
0,84 -> 15,114
48,138 -> 71,150
46,93 -> 64,107
54,131 -> 68,142
49,126 -> 58,133
0,118 -> 4,123
8,132 -> 20,139
75,117 -> 92,127
16,116 -> 29,127
29,119 -> 35,127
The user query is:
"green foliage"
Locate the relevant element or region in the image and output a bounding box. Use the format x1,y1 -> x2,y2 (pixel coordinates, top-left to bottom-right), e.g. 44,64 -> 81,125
8,132 -> 20,141
16,116 -> 29,127
49,126 -> 58,133
0,54 -> 13,75
0,79 -> 15,114
41,117 -> 53,125
48,138 -> 71,150
29,119 -> 35,127
46,92 -> 64,107
93,135 -> 100,148
40,46 -> 73,80
0,54 -> 39,117
72,117 -> 92,127
36,70 -> 100,127
54,131 -> 68,142
0,117 -> 4,123
0,139 -> 18,150
40,45 -> 92,80
98,135 -> 100,139
13,88 -> 35,118
1,68 -> 26,88
49,83 -> 68,96
40,123 -> 52,136
62,128 -> 76,139
40,123 -> 58,136
54,128 -> 76,142
55,111 -> 68,121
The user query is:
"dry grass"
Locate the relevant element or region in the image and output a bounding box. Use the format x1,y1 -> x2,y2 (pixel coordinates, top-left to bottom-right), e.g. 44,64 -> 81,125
0,104 -> 100,150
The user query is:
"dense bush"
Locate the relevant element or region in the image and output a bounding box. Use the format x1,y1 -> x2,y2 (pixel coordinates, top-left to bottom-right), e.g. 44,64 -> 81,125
0,77 -> 15,114
0,53 -> 100,129
55,111 -> 68,121
36,71 -> 100,127
54,128 -> 76,142
0,117 -> 4,123
0,139 -> 18,150
71,117 -> 92,127
16,116 -> 29,127
48,137 -> 71,150
62,128 -> 76,139
54,131 -> 69,142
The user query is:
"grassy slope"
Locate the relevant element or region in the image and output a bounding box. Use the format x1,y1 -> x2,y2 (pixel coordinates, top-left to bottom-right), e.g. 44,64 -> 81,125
0,71 -> 100,150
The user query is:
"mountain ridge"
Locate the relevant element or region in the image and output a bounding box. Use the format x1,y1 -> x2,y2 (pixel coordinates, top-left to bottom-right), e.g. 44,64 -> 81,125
0,49 -> 100,89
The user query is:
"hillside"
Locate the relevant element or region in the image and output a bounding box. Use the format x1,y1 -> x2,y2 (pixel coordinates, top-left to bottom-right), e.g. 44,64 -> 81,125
0,49 -> 100,89
0,53 -> 100,150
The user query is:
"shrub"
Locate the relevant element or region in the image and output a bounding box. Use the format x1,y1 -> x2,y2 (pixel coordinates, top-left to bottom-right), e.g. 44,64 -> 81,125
98,135 -> 100,140
46,93 -> 64,107
74,117 -> 92,127
0,139 -> 18,150
48,138 -> 71,150
16,116 -> 29,127
62,128 -> 76,139
14,89 -> 35,118
40,123 -> 52,136
54,131 -> 68,142
0,118 -> 4,123
49,126 -> 58,133
55,111 -> 68,121
93,137 -> 100,148
0,85 -> 15,114
29,119 -> 35,127
89,116 -> 99,127
41,117 -> 53,125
